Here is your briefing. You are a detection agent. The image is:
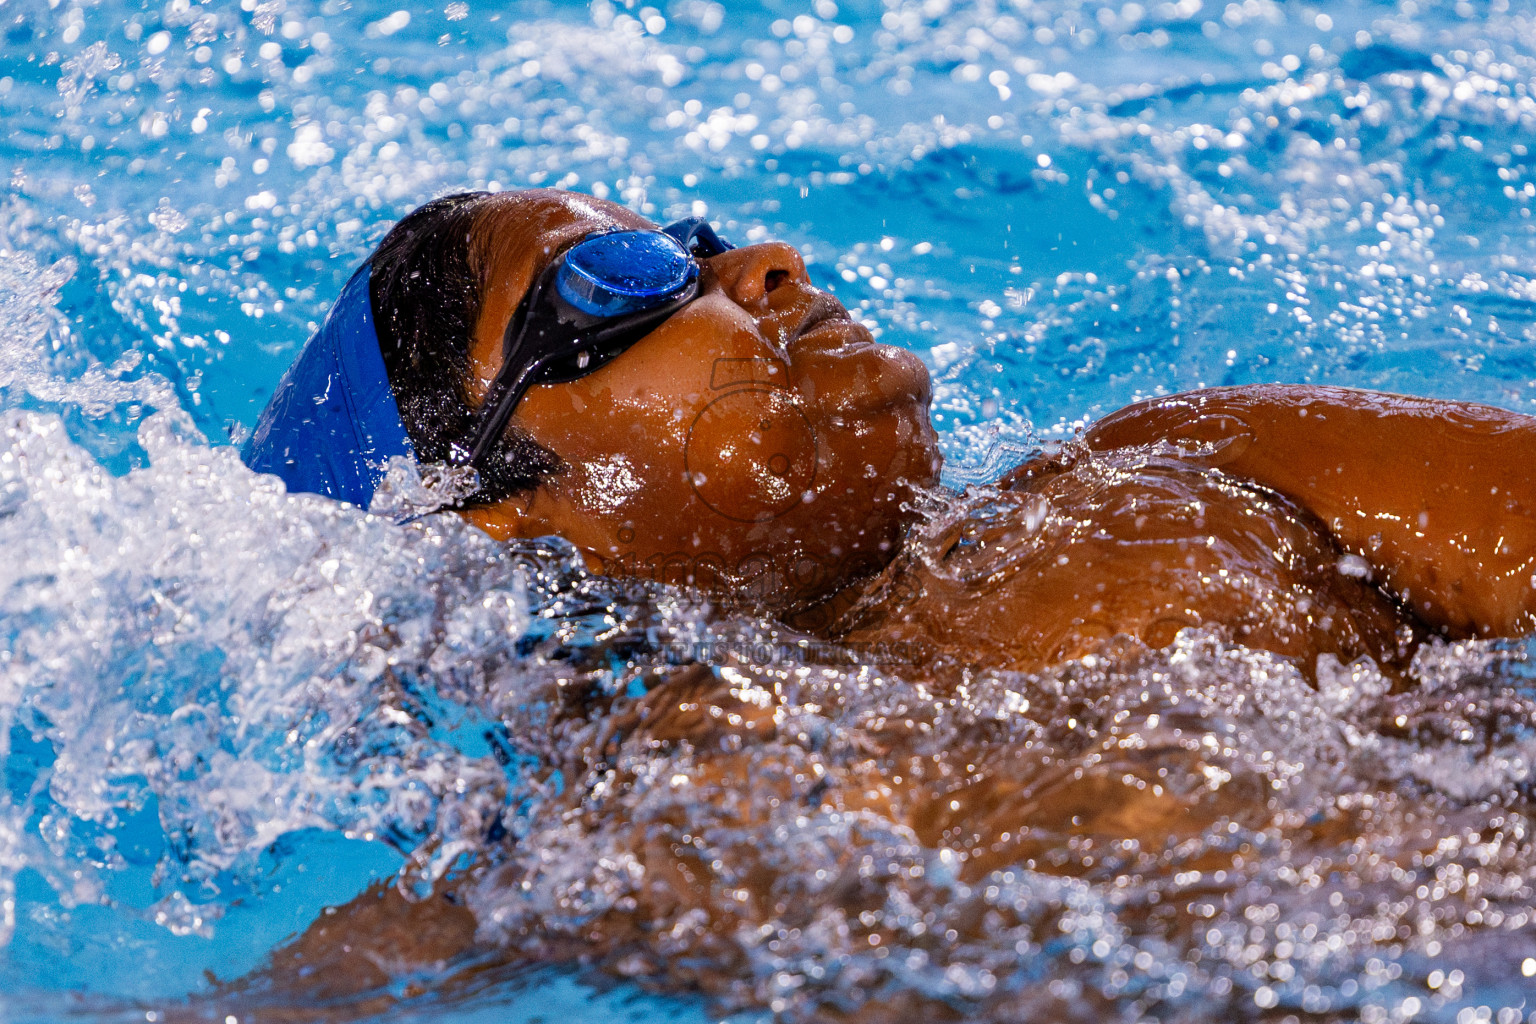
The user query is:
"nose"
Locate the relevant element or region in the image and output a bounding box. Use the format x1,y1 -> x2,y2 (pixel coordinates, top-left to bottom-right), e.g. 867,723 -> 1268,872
706,241 -> 810,312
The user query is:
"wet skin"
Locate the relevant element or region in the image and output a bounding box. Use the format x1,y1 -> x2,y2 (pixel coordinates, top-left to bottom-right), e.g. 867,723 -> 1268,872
220,190 -> 1536,1017
838,388 -> 1536,675
459,190 -> 1535,670
457,190 -> 940,612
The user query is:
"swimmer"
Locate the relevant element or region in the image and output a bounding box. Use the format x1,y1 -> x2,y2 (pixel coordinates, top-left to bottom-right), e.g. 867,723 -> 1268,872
231,187 -> 1536,1016
245,187 -> 1536,670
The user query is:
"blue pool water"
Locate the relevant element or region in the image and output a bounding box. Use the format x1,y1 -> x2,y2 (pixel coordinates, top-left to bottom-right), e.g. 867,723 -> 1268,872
3,0 -> 1536,1020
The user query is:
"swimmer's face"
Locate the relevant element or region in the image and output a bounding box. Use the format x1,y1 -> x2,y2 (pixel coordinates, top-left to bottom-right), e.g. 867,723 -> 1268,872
459,189 -> 941,612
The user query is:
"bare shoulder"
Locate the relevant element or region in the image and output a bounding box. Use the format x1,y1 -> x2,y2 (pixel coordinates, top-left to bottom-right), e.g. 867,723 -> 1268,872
844,445 -> 1413,676
1086,383 -> 1532,454
1082,384 -> 1536,637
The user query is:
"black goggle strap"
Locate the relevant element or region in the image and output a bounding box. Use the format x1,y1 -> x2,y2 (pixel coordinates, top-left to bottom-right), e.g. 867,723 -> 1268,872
453,263 -> 558,467
457,358 -> 539,468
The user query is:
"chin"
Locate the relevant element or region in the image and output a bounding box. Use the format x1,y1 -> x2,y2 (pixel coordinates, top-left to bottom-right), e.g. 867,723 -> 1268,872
881,394 -> 944,492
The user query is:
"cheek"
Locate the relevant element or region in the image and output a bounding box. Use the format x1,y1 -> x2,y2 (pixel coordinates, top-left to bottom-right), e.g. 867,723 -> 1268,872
555,450 -> 652,519
541,313 -> 797,511
522,367 -> 698,473
680,387 -> 819,525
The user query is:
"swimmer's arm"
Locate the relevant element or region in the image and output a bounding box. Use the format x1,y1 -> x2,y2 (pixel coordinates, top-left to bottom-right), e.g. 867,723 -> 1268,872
1084,384 -> 1536,637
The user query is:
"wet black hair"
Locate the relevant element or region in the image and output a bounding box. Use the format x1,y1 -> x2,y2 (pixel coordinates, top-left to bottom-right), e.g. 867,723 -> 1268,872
367,190 -> 562,505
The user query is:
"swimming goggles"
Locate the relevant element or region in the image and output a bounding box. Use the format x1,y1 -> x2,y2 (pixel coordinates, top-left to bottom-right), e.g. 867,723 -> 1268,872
454,217 -> 734,469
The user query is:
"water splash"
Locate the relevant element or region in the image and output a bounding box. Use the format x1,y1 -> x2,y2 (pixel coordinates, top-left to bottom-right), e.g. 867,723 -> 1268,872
0,1 -> 1534,1021
466,627 -> 1536,1022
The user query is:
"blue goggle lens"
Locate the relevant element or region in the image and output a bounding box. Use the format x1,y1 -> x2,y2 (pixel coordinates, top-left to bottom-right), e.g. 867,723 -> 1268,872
556,230 -> 698,316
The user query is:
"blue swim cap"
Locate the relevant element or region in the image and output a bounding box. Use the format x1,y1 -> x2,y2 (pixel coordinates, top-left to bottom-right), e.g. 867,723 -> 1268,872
242,268 -> 414,507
